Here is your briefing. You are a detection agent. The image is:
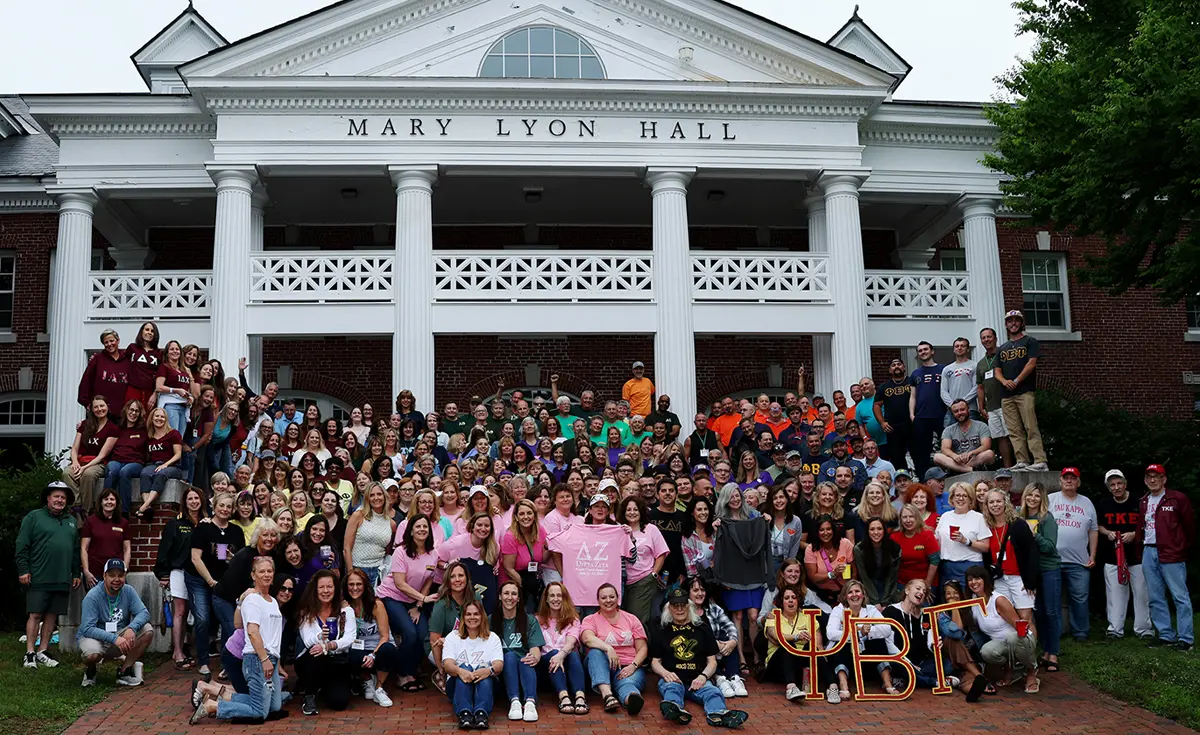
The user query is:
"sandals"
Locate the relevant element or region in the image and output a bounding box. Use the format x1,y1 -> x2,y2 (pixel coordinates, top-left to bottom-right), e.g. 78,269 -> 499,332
573,693 -> 589,715
1040,658 -> 1059,672
432,670 -> 447,695
399,679 -> 427,692
1024,677 -> 1041,694
190,680 -> 204,709
558,694 -> 574,715
603,693 -> 620,713
175,658 -> 192,671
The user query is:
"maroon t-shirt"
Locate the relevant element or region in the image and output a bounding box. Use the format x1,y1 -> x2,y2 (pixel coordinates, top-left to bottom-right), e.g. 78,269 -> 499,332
111,425 -> 148,464
125,344 -> 163,390
78,420 -> 120,462
79,351 -> 129,410
156,362 -> 192,393
147,429 -> 183,464
81,514 -> 129,576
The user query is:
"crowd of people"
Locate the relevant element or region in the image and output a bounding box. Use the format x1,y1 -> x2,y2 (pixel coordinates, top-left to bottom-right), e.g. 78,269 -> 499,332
12,309 -> 1195,727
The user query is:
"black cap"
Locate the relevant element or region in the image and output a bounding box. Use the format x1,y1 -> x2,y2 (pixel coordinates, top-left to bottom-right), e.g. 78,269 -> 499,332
773,443 -> 786,453
103,559 -> 126,575
667,587 -> 689,606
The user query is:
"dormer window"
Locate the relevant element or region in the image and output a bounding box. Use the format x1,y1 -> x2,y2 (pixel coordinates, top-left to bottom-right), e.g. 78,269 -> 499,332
480,27 -> 604,79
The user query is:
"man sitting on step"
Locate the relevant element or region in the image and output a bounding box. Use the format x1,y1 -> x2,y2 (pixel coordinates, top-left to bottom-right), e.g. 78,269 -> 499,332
932,399 -> 996,475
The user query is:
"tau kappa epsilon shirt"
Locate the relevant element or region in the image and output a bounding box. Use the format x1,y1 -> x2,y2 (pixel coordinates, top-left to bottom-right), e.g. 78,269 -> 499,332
547,524 -> 632,607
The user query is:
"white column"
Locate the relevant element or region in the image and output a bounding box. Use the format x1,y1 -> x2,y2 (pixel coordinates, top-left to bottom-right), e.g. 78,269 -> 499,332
647,167 -> 697,423
244,190 -> 267,393
209,167 -> 256,368
389,166 -> 438,414
46,191 -> 97,454
959,196 -> 1006,344
806,189 -> 835,398
821,172 -> 871,395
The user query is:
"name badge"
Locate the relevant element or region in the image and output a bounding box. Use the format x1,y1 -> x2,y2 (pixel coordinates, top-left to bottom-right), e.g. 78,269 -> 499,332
527,562 -> 539,573
216,543 -> 229,561
112,527 -> 124,533
984,369 -> 995,380
351,639 -> 365,650
105,622 -> 118,633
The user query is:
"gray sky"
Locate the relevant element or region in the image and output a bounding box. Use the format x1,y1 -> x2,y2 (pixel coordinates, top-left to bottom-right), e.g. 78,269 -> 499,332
0,0 -> 1031,101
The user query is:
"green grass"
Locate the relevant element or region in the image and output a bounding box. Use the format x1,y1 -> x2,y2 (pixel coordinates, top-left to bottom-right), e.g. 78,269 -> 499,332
0,632 -> 166,735
1061,615 -> 1200,731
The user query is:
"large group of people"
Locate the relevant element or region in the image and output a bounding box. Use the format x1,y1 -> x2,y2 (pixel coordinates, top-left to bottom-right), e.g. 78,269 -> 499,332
12,309 -> 1196,727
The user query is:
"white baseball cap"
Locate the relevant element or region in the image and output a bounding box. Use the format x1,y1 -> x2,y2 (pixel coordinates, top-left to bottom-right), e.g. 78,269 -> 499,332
1104,469 -> 1125,483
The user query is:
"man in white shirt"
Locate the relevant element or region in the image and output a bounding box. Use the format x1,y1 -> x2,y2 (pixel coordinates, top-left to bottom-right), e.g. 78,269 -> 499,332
940,337 -> 978,425
1048,467 -> 1098,642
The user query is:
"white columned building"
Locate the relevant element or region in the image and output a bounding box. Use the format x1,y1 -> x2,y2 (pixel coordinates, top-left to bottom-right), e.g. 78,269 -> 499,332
391,166 -> 438,413
45,191 -> 97,452
648,167 -> 697,424
14,0 -> 1019,449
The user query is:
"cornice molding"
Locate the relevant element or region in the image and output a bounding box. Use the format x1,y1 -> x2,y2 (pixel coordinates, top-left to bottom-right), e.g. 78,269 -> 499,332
43,118 -> 216,138
860,124 -> 996,148
0,193 -> 56,212
205,93 -> 874,118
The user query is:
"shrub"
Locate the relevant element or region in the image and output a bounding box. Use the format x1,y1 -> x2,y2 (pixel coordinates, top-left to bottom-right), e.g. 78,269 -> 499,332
0,449 -> 65,626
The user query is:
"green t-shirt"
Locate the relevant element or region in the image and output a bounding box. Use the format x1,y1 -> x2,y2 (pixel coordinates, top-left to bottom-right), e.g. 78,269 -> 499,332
499,613 -> 546,655
976,353 -> 1003,412
426,593 -> 477,656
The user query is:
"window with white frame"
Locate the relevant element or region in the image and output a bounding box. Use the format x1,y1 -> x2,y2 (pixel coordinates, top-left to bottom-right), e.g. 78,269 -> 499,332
939,250 -> 966,272
0,253 -> 13,330
480,27 -> 605,79
280,392 -> 351,425
1021,253 -> 1069,329
1187,295 -> 1199,330
0,393 -> 46,434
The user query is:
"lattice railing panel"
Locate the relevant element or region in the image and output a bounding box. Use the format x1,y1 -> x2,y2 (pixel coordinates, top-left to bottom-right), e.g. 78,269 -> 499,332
433,252 -> 653,301
691,254 -> 831,301
250,254 -> 395,302
88,271 -> 212,319
863,271 -> 972,317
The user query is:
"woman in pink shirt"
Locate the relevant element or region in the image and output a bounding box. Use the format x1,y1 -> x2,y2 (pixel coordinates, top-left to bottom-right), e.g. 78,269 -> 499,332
617,496 -> 669,626
581,583 -> 648,715
500,500 -> 547,609
454,486 -> 500,538
536,581 -> 588,715
377,515 -> 438,692
437,513 -> 499,582
541,485 -> 580,582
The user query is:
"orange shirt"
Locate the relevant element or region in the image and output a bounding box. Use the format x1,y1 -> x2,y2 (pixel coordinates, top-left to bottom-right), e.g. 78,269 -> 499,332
621,377 -> 655,418
711,413 -> 741,448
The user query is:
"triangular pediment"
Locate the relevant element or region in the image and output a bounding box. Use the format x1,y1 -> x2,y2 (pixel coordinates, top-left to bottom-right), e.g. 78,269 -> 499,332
827,11 -> 910,88
133,6 -> 228,92
180,0 -> 896,87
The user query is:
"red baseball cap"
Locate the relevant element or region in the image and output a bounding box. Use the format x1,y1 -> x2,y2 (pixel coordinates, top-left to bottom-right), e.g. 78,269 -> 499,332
1060,467 -> 1080,478
1145,464 -> 1166,476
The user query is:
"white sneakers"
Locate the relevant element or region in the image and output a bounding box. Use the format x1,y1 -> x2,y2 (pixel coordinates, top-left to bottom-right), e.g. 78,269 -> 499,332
36,652 -> 59,668
508,699 -> 524,721
522,700 -> 538,722
785,684 -> 803,701
364,675 -> 377,701
729,676 -> 748,697
1027,462 -> 1049,472
81,667 -> 97,687
825,684 -> 842,704
715,675 -> 736,698
373,688 -> 394,708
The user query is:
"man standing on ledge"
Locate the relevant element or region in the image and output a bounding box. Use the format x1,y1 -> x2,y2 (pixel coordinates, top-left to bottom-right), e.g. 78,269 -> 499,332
908,341 -> 946,480
623,361 -> 655,421
16,481 -> 81,669
1137,464 -> 1195,651
995,310 -> 1048,471
976,327 -> 1014,469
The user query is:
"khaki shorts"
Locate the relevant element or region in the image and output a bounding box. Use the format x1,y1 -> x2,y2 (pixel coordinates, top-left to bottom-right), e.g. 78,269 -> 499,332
79,623 -> 154,658
987,408 -> 1009,439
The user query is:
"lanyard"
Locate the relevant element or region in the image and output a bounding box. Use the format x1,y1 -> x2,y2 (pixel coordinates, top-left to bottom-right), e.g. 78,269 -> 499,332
104,590 -> 121,621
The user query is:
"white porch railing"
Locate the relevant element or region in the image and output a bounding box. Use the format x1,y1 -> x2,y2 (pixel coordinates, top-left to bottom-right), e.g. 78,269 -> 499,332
692,253 -> 831,302
432,251 -> 654,301
87,271 -> 212,319
249,253 -> 395,302
863,270 -> 972,317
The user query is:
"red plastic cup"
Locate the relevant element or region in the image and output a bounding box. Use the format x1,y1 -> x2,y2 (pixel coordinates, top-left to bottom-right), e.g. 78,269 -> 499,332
949,525 -> 961,539
1016,620 -> 1029,638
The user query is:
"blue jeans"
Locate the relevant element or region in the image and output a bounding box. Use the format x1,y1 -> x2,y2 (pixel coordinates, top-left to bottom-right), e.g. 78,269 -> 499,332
585,648 -> 645,705
184,572 -> 214,666
502,651 -> 537,701
221,649 -> 250,695
382,598 -> 428,677
940,559 -> 975,591
450,665 -> 495,715
209,441 -> 234,479
1143,547 -> 1194,644
658,679 -> 726,716
211,595 -> 238,649
138,463 -> 184,499
1035,567 -> 1063,655
216,654 -> 282,721
104,461 -> 144,513
1061,563 -> 1091,640
360,567 -> 380,587
163,401 -> 188,437
538,649 -> 585,694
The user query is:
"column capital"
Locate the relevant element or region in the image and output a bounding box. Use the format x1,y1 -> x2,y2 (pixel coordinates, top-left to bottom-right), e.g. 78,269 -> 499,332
956,194 -> 1002,220
251,187 -> 271,212
646,167 -> 695,194
48,189 -> 98,213
207,165 -> 258,192
388,165 -> 438,192
817,169 -> 869,195
803,187 -> 825,212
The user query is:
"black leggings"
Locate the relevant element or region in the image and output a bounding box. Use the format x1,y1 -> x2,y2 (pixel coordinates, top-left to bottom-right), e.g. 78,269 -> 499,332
348,641 -> 402,675
763,649 -> 831,690
295,653 -> 352,710
828,638 -> 892,686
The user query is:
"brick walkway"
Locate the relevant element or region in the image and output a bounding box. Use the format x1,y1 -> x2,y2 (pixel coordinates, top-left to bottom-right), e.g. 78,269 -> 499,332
64,664 -> 1195,735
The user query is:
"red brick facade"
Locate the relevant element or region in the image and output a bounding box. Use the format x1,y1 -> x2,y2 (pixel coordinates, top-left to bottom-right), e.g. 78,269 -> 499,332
4,214 -> 1197,425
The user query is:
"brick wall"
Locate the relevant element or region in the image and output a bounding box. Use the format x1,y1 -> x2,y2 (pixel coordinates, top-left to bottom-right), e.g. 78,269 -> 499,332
0,213 -> 57,392
260,337 -> 393,412
433,335 -> 654,408
995,222 -> 1200,418
129,509 -> 176,572
695,336 -> 814,408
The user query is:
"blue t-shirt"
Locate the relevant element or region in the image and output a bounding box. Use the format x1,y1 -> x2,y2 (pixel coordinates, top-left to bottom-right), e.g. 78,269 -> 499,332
911,366 -> 946,420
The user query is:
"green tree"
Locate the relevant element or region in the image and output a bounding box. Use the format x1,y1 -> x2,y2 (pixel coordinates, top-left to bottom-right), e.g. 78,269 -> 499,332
984,0 -> 1200,303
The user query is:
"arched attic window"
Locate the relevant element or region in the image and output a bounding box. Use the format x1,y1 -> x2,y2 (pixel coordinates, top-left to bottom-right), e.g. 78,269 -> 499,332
479,26 -> 605,79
